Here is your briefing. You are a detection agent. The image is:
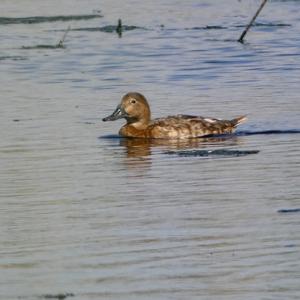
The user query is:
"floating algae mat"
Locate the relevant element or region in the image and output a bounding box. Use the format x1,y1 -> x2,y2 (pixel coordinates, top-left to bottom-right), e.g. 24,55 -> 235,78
165,149 -> 259,158
0,14 -> 102,25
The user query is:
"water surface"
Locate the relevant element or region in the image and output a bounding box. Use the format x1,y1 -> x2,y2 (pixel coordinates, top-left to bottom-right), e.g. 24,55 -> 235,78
0,0 -> 300,299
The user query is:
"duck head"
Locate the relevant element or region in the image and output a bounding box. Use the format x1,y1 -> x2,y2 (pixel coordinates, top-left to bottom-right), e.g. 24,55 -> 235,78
103,92 -> 151,127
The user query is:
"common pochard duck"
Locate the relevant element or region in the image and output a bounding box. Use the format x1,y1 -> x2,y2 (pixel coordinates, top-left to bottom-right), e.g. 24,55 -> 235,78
103,92 -> 247,139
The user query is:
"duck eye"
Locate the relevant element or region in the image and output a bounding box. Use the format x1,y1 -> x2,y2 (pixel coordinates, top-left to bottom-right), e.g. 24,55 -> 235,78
130,99 -> 136,104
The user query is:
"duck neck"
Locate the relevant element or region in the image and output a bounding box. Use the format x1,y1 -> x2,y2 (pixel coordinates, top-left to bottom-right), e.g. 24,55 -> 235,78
126,111 -> 151,130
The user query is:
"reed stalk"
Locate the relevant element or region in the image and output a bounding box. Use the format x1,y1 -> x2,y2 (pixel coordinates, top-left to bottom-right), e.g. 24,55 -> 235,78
57,26 -> 71,47
238,0 -> 268,43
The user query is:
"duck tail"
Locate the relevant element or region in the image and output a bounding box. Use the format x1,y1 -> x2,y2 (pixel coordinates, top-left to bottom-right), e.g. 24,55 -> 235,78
231,115 -> 247,127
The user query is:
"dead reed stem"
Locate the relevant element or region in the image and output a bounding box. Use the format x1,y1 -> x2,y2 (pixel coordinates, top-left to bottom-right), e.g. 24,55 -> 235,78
238,0 -> 268,43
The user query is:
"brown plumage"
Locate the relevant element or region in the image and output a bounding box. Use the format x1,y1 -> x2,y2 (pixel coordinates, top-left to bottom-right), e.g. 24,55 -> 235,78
103,92 -> 247,139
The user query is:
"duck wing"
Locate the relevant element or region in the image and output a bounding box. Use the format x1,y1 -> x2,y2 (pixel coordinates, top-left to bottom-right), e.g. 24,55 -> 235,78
149,115 -> 247,138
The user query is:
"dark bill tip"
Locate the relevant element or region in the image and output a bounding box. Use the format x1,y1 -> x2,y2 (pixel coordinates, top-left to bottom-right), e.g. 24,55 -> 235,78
102,105 -> 127,122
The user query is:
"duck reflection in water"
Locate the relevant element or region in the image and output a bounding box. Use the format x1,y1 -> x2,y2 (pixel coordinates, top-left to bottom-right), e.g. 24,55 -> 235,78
101,134 -> 241,172
120,135 -> 240,158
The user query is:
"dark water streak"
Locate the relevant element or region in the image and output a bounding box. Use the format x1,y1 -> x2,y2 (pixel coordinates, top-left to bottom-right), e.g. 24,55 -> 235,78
21,44 -> 65,50
165,149 -> 259,157
69,25 -> 143,33
0,14 -> 102,25
42,293 -> 75,300
0,55 -> 27,60
236,129 -> 300,135
278,208 -> 300,214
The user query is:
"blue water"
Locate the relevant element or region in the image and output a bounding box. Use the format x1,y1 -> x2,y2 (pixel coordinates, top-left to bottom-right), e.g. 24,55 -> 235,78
0,1 -> 300,299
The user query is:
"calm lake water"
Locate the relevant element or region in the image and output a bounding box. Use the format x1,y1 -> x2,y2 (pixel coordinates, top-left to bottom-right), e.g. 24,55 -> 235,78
1,0 -> 300,299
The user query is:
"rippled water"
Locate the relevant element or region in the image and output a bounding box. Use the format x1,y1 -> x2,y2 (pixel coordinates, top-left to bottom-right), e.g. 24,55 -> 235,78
1,0 -> 300,299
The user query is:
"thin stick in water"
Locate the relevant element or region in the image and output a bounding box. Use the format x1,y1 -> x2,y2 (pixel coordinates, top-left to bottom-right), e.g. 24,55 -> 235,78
57,26 -> 71,48
238,0 -> 268,43
116,19 -> 122,37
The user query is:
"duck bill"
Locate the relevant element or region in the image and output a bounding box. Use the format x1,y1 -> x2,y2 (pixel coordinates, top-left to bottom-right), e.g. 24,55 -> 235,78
102,105 -> 127,121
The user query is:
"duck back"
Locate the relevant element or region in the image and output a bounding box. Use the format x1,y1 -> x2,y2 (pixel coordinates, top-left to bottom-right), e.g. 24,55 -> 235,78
144,115 -> 242,139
